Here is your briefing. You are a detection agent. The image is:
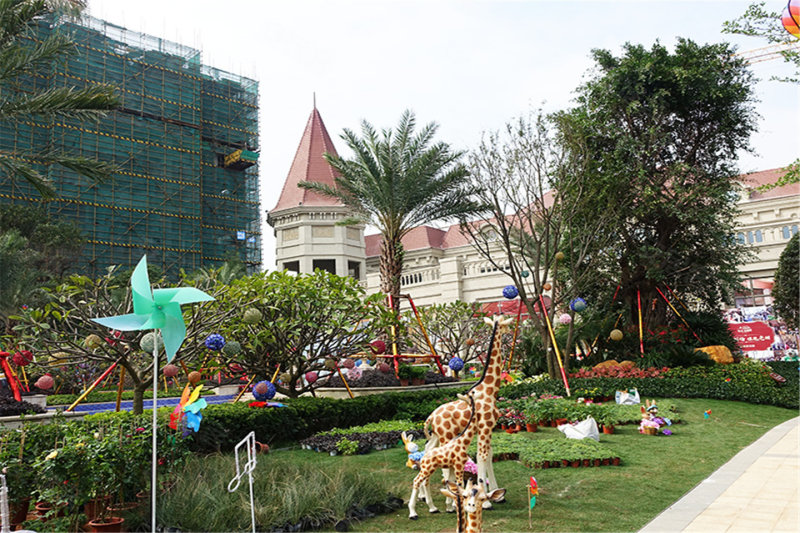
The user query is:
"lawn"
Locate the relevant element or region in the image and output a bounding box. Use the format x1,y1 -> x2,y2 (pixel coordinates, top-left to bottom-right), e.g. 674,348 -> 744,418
162,397 -> 796,532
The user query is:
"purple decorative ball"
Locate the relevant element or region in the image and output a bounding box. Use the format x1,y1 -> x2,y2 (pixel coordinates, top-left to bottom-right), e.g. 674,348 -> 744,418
559,313 -> 572,325
204,333 -> 226,351
305,371 -> 318,384
378,362 -> 391,373
449,357 -> 464,372
502,285 -> 519,299
253,380 -> 276,401
342,359 -> 355,369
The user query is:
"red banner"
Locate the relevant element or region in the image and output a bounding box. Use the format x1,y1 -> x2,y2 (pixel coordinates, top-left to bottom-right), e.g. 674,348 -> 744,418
728,321 -> 774,351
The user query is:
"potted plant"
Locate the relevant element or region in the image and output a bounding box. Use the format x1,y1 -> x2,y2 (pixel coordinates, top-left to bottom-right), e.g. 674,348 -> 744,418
397,364 -> 414,386
410,365 -> 427,386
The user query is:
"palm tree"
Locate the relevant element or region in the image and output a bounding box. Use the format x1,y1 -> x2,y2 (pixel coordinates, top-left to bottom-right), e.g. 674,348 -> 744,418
0,0 -> 120,198
299,110 -> 483,310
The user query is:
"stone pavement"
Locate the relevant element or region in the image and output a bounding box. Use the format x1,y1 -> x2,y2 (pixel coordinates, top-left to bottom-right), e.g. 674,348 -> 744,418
640,416 -> 799,532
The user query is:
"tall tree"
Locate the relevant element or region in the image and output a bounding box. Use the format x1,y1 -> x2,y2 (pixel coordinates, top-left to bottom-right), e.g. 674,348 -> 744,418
0,0 -> 119,198
723,1 -> 799,189
772,232 -> 798,328
559,39 -> 757,333
461,111 -> 616,377
299,110 -> 482,311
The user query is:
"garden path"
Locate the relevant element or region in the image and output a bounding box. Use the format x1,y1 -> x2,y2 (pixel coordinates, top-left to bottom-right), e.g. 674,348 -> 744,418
640,416 -> 799,532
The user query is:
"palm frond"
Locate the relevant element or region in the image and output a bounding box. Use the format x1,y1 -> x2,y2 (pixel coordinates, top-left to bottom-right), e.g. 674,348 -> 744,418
0,153 -> 56,197
0,85 -> 119,120
0,31 -> 74,82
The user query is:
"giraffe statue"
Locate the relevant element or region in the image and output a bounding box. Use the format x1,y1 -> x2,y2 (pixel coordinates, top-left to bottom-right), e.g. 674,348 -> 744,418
408,393 -> 478,520
423,314 -> 513,509
441,479 -> 506,533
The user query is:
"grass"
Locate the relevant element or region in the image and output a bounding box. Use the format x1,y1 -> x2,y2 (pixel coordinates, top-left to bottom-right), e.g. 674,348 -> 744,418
159,398 -> 795,532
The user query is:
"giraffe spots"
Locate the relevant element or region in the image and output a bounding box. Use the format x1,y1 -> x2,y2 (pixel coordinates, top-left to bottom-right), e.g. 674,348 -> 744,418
443,420 -> 452,430
483,375 -> 495,386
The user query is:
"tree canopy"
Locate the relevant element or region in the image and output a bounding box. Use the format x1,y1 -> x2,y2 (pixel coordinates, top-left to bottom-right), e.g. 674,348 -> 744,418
772,232 -> 799,329
555,39 -> 757,332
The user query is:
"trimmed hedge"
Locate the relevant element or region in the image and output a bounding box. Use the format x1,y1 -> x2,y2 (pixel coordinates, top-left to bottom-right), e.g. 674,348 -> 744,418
501,361 -> 799,409
190,386 -> 468,453
767,361 -> 799,387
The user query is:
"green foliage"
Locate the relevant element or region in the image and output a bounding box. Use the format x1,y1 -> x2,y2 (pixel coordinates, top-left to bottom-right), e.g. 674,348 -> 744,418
773,232 -> 799,328
319,419 -> 422,437
0,0 -> 120,198
336,437 -> 359,456
558,38 -> 757,324
216,269 -> 391,397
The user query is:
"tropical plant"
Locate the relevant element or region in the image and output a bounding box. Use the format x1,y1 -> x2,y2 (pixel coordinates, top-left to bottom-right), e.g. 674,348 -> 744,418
298,110 -> 483,311
773,232 -> 799,328
0,0 -> 120,198
9,267 -> 230,413
215,269 -> 392,397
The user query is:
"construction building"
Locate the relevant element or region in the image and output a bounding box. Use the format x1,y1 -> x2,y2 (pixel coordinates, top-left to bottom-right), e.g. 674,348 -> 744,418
0,15 -> 260,278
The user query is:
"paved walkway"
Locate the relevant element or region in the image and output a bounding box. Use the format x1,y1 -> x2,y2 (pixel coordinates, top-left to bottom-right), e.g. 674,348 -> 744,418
640,416 -> 799,532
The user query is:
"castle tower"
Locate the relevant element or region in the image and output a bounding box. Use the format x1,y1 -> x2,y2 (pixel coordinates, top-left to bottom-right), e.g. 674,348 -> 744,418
267,106 -> 366,279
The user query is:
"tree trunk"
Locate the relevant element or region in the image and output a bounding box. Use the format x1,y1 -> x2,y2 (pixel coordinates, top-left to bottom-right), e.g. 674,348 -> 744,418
132,383 -> 147,415
379,237 -> 403,312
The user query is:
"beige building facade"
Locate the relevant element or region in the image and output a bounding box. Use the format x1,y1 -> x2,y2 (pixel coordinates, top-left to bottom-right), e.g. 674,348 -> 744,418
269,109 -> 799,309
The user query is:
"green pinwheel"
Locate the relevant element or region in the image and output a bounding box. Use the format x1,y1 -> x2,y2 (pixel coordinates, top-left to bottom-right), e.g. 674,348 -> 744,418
92,255 -> 214,361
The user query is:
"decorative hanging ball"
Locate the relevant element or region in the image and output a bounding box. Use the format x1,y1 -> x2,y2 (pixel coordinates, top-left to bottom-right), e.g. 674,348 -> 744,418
610,329 -> 624,342
139,332 -> 161,353
305,371 -> 318,384
782,2 -> 800,37
342,359 -> 355,369
369,340 -> 386,355
465,338 -> 475,346
502,285 -> 519,299
204,334 -> 226,351
543,283 -> 552,291
12,350 -> 33,367
449,357 -> 465,372
35,375 -> 54,390
569,298 -> 587,312
279,372 -> 291,383
555,251 -> 565,261
378,362 -> 391,373
253,380 -> 276,401
187,371 -> 202,385
228,363 -> 243,373
521,270 -> 530,278
243,308 -> 263,325
163,364 -> 180,378
222,340 -> 242,356
324,358 -> 337,370
355,359 -> 363,367
84,334 -> 104,350
559,313 -> 572,325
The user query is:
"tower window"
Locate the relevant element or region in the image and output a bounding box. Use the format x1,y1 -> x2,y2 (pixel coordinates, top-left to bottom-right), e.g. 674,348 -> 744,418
348,261 -> 361,280
313,259 -> 336,275
283,261 -> 299,273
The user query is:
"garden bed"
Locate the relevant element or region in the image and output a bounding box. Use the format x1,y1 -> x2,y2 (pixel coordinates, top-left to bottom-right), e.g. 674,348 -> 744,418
301,420 -> 423,455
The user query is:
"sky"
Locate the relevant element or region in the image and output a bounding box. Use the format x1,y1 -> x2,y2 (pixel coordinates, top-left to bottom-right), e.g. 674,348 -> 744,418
87,0 -> 800,271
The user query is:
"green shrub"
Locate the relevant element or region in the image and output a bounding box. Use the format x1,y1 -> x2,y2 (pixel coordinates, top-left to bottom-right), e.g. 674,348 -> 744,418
767,361 -> 799,387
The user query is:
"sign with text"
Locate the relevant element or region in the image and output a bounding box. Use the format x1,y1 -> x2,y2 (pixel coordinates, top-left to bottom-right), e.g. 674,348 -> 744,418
728,321 -> 774,351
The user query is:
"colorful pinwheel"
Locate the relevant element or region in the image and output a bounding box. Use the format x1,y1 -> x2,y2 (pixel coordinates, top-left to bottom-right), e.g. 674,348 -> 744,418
169,384 -> 208,432
91,255 -> 214,362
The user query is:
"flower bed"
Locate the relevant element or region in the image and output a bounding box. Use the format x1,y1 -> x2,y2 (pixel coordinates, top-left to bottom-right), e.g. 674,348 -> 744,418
300,420 -> 423,455
467,433 -> 620,468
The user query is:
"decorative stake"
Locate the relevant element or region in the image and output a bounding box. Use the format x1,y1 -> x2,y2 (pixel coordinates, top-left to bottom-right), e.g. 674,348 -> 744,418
637,289 -> 644,355
91,255 -> 213,532
538,294 -> 570,396
228,431 -> 257,533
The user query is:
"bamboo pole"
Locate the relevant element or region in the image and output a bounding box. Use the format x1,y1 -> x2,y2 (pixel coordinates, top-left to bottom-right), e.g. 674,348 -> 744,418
233,374 -> 257,403
66,362 -> 118,412
637,289 -> 645,355
539,295 -> 570,396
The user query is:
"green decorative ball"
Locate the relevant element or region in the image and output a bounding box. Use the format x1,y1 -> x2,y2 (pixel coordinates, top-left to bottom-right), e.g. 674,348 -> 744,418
222,340 -> 242,356
243,308 -> 263,325
84,334 -> 104,350
140,332 -> 162,353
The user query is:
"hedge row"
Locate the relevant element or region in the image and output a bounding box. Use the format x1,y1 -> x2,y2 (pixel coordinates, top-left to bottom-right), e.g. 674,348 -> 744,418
500,361 -> 799,409
188,386 -> 468,453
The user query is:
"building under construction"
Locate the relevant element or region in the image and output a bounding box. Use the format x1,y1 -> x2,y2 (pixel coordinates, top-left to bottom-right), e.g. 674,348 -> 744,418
0,15 -> 261,278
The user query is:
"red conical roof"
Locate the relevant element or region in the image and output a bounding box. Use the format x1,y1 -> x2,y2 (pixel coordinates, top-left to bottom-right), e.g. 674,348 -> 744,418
271,107 -> 343,213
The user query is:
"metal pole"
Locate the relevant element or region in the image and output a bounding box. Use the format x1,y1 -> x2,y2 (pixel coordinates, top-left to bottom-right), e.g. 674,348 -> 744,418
152,334 -> 159,533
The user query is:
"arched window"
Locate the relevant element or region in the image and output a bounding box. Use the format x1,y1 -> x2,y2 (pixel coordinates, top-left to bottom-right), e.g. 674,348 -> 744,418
736,232 -> 745,244
754,230 -> 763,243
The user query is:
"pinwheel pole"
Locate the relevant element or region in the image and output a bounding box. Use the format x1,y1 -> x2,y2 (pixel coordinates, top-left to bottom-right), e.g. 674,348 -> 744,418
91,255 -> 213,533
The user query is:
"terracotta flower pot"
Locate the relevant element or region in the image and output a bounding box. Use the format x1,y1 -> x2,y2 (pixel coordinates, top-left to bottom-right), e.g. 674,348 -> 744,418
88,515 -> 125,533
85,495 -> 112,521
593,459 -> 602,467
561,459 -> 569,467
602,424 -> 615,434
541,461 -> 550,469
602,458 -> 610,466
570,460 -> 580,468
411,378 -> 425,386
35,501 -> 52,516
500,424 -> 507,430
582,459 -> 590,467
10,497 -> 31,528
255,441 -> 270,454
526,422 -> 538,432
612,457 -> 621,466
555,418 -> 568,426
399,379 -> 410,386
107,501 -> 139,515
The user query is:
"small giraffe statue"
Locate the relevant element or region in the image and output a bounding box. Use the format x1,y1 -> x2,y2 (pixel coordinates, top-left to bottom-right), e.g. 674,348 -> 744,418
424,314 -> 513,509
408,393 -> 478,520
441,479 -> 506,533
